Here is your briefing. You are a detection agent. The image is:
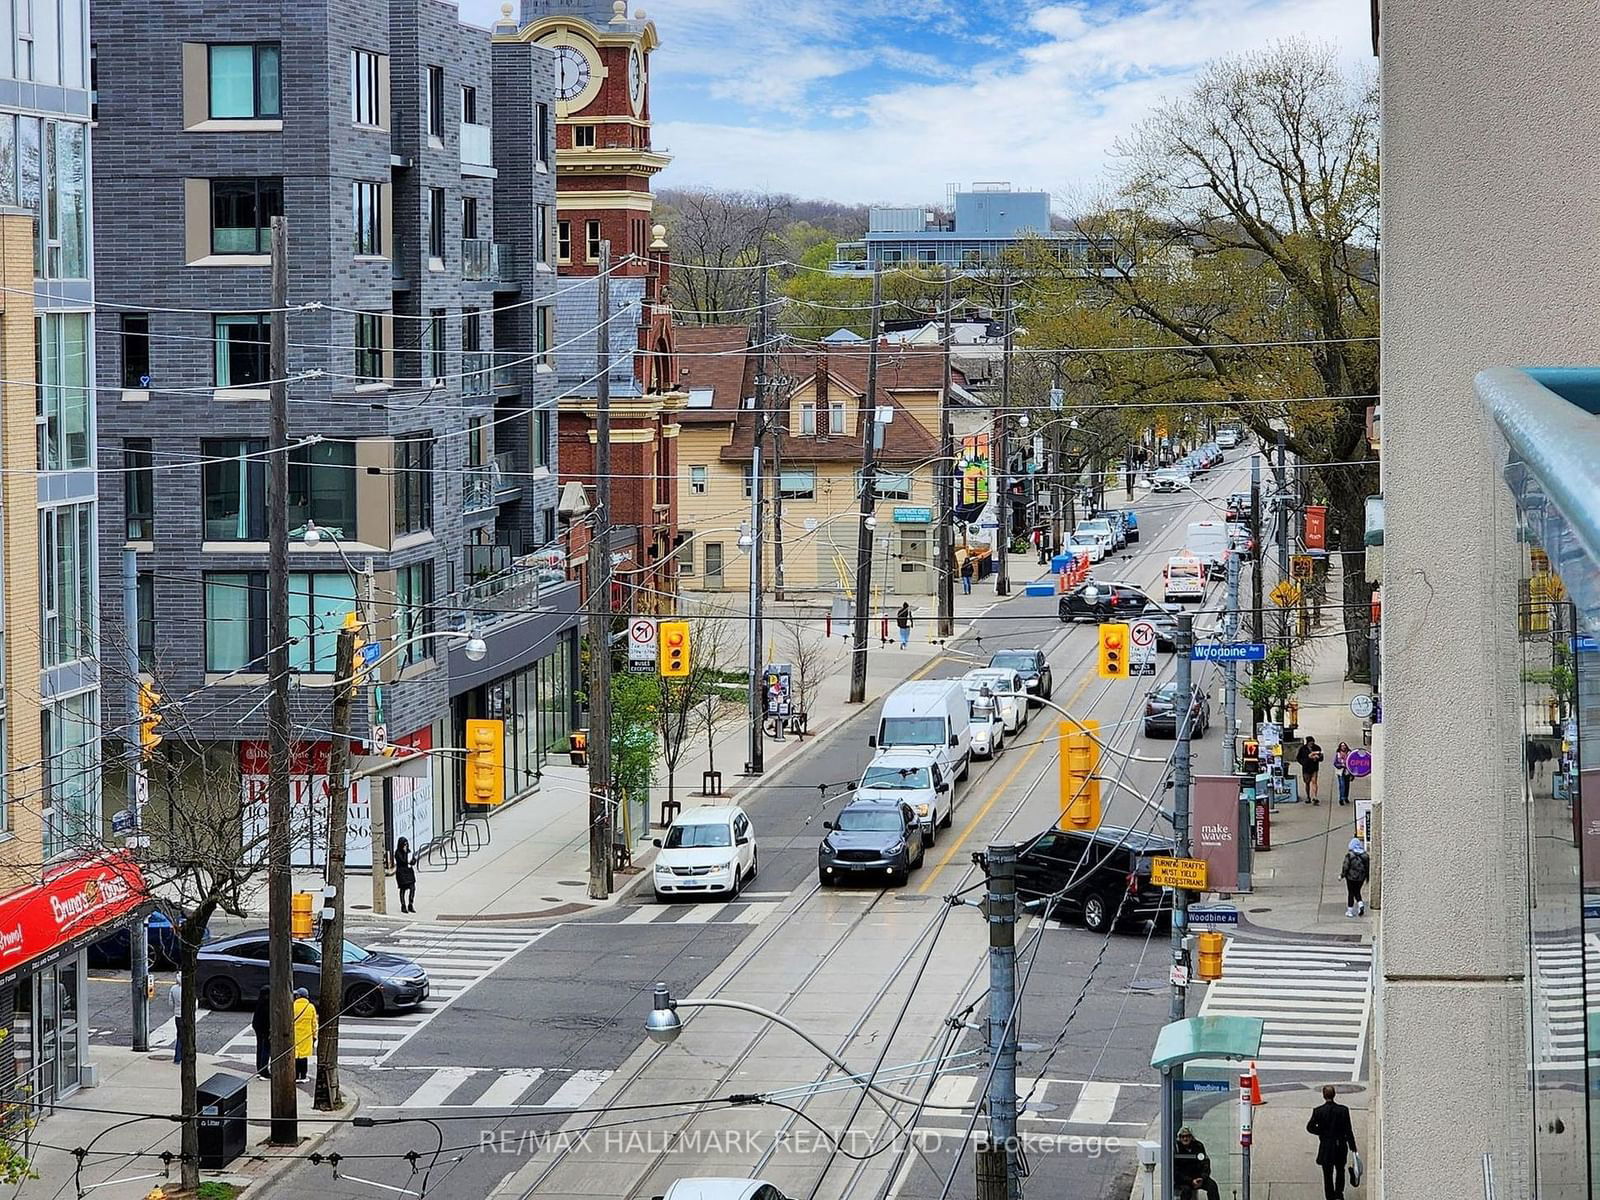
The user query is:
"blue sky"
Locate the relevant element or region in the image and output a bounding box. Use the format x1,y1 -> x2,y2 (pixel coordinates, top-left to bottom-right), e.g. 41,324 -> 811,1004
461,0 -> 1371,206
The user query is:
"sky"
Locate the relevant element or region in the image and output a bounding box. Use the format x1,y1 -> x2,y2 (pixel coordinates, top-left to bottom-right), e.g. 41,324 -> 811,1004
460,0 -> 1372,209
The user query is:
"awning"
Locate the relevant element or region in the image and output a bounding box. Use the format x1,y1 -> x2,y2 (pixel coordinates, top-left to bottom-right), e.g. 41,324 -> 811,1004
0,853 -> 147,987
1151,1016 -> 1265,1072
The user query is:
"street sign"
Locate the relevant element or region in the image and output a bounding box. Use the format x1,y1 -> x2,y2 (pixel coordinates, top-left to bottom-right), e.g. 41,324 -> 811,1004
627,617 -> 659,673
360,641 -> 382,667
1291,554 -> 1315,580
1181,1079 -> 1232,1095
1188,906 -> 1240,925
1270,580 -> 1302,608
1151,855 -> 1210,891
1346,748 -> 1372,778
1129,620 -> 1158,675
1350,694 -> 1375,720
1191,643 -> 1267,663
1574,635 -> 1600,653
111,808 -> 134,835
1170,964 -> 1191,987
372,723 -> 388,751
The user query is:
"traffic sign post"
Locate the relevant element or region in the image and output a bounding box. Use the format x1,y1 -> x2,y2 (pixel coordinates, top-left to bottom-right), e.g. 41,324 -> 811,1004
1270,580 -> 1302,608
627,617 -> 659,674
1291,554 -> 1314,580
1151,855 -> 1210,891
1129,620 -> 1158,675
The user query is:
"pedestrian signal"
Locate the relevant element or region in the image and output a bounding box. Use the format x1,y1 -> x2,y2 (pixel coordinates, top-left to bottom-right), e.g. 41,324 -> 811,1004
1240,739 -> 1261,776
1098,623 -> 1129,679
1059,720 -> 1101,830
466,718 -> 506,807
659,621 -> 690,678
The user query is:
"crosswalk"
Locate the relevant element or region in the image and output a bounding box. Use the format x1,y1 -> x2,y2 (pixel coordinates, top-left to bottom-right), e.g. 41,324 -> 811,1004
1531,934 -> 1599,1070
1195,939 -> 1373,1079
215,923 -> 551,1068
596,893 -> 789,927
916,1075 -> 1154,1130
372,1065 -> 615,1111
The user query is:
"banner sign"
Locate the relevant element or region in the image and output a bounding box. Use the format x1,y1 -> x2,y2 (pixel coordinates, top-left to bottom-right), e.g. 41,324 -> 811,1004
1304,505 -> 1327,551
1193,774 -> 1243,892
242,739 -> 375,869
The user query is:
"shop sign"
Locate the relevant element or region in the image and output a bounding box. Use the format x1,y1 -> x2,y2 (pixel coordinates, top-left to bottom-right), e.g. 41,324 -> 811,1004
0,853 -> 146,974
894,507 -> 932,524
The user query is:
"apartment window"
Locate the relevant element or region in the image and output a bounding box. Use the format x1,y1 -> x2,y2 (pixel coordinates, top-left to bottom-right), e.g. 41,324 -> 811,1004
690,465 -> 707,495
426,65 -> 445,139
427,308 -> 446,381
535,305 -> 552,366
586,220 -> 602,262
557,220 -> 571,264
535,203 -> 550,264
395,434 -> 434,535
881,249 -> 904,264
211,177 -> 281,254
573,124 -> 595,149
39,503 -> 95,668
742,463 -> 753,498
533,407 -> 552,469
467,417 -> 487,469
124,438 -> 154,540
829,401 -> 846,435
427,187 -> 445,260
779,469 -> 816,500
799,403 -> 815,436
209,43 -> 280,119
462,309 -> 482,353
213,314 -> 269,387
35,311 -> 90,470
120,312 -> 150,388
536,102 -> 551,166
355,313 -> 383,381
960,248 -> 981,269
461,85 -> 478,125
918,248 -> 937,264
678,538 -> 695,576
288,442 -> 357,537
542,507 -> 557,547
137,571 -> 155,673
289,572 -> 358,672
870,470 -> 913,500
89,43 -> 97,121
394,562 -> 435,667
351,49 -> 382,126
353,181 -> 382,256
202,438 -> 355,541
42,692 -> 96,860
204,571 -> 264,672
42,120 -> 87,279
462,195 -> 479,240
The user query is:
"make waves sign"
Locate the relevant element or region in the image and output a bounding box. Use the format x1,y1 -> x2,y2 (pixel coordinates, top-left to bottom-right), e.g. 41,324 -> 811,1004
0,852 -> 146,974
1192,775 -> 1242,892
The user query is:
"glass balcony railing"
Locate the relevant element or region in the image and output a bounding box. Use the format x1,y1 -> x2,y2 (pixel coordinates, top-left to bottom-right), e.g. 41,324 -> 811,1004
464,469 -> 495,513
462,238 -> 506,282
443,561 -> 554,632
462,352 -> 492,397
460,121 -> 492,169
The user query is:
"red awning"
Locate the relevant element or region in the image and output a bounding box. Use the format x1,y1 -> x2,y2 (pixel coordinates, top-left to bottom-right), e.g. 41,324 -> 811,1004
0,853 -> 147,981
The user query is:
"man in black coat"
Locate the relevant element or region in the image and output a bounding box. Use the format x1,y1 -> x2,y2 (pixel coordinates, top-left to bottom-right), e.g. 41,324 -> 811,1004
252,987 -> 273,1077
1173,1127 -> 1220,1200
1306,1084 -> 1358,1199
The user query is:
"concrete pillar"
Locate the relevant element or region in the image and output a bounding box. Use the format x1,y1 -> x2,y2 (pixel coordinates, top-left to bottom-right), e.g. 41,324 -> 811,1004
1380,4 -> 1600,1195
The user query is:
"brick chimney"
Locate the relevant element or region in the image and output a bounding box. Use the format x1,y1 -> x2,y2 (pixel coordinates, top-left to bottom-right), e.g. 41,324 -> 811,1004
815,355 -> 829,434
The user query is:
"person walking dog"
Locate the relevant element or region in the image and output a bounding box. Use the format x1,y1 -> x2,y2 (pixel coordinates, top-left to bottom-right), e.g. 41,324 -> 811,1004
1341,837 -> 1370,917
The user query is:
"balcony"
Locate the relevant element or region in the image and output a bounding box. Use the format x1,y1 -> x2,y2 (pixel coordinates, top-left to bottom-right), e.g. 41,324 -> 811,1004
459,122 -> 493,175
464,468 -> 496,514
442,557 -> 566,634
462,238 -> 510,282
462,352 -> 492,397
492,358 -> 519,390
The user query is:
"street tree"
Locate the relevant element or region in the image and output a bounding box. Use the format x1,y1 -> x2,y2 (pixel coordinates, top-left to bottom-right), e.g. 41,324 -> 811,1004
657,188 -> 794,324
654,615 -> 738,817
778,618 -> 827,734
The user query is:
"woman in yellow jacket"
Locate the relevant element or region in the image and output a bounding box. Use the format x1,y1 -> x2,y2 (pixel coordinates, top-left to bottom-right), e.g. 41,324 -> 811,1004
292,988 -> 317,1081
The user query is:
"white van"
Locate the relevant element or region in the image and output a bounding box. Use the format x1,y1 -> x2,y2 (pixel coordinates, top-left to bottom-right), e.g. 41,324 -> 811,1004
855,751 -> 954,843
1184,520 -> 1231,580
1164,554 -> 1206,604
870,679 -> 972,784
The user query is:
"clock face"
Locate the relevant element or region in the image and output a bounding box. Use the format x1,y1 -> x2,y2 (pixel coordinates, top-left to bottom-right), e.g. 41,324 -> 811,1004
555,45 -> 592,101
628,47 -> 645,110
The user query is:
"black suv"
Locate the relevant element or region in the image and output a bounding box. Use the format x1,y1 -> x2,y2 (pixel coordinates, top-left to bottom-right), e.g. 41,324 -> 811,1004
819,801 -> 926,886
1143,682 -> 1212,738
1059,580 -> 1150,623
1015,826 -> 1176,932
987,648 -> 1053,702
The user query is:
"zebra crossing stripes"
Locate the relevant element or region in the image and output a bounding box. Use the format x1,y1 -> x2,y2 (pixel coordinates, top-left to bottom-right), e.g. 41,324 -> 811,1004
373,1065 -> 615,1111
1530,936 -> 1598,1070
610,900 -> 778,927
1195,940 -> 1373,1080
917,1076 -> 1150,1129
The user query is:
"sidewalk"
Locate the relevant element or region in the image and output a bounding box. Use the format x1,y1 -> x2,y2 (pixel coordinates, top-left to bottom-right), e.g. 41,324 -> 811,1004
24,1047 -> 353,1199
277,575 -> 1040,926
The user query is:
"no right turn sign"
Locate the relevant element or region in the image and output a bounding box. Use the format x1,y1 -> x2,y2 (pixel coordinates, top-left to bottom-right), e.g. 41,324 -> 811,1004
1129,620 -> 1157,675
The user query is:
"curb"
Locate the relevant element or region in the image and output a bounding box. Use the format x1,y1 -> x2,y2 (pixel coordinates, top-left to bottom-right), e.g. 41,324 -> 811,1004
242,1082 -> 363,1197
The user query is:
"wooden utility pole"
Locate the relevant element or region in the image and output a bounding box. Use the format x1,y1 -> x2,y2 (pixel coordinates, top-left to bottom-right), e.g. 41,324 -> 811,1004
848,268 -> 884,705
266,215 -> 297,1144
935,268 -> 955,639
315,625 -> 357,1111
994,279 -> 1014,596
588,243 -> 615,899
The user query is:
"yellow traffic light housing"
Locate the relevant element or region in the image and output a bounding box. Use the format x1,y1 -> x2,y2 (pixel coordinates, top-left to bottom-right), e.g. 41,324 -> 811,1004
137,683 -> 163,754
1059,720 -> 1101,830
1098,623 -> 1129,679
659,621 -> 690,678
1196,930 -> 1225,981
466,718 -> 506,807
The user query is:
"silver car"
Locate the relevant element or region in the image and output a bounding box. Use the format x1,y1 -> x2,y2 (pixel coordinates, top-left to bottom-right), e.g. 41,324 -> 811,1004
963,668 -> 1029,734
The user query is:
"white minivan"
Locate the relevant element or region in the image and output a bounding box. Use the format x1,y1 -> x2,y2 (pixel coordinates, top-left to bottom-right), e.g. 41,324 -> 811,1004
1184,520 -> 1231,580
652,806 -> 758,902
870,678 -> 972,784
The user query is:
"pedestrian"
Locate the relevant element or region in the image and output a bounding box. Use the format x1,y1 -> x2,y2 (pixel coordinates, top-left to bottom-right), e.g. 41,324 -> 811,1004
395,836 -> 417,914
292,987 -> 317,1082
960,556 -> 974,596
168,978 -> 184,1064
895,602 -> 912,649
251,986 -> 272,1077
1296,736 -> 1324,803
1306,1083 -> 1359,1199
1334,741 -> 1353,806
1340,837 -> 1369,918
1173,1126 -> 1220,1200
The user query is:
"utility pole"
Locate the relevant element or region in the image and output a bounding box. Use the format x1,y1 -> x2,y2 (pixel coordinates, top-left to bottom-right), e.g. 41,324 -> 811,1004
994,280 -> 1013,597
764,269 -> 786,603
980,842 -> 1021,1200
364,563 -> 385,915
1160,612 -> 1196,1200
587,242 -> 615,899
935,268 -> 955,640
1274,429 -> 1290,648
314,625 -> 357,1112
848,269 -> 883,705
1224,551 -> 1241,772
1249,455 -> 1264,735
124,548 -> 150,1054
266,215 -> 297,1145
746,266 -> 768,775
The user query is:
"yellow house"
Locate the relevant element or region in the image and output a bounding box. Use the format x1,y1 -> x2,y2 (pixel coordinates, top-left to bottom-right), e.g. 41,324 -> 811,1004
674,329 -> 955,597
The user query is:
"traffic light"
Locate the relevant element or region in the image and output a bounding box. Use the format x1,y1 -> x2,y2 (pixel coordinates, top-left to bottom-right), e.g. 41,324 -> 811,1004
1240,739 -> 1261,776
344,610 -> 367,689
659,621 -> 690,677
1195,930 -> 1225,981
1059,720 -> 1101,830
466,718 -> 505,807
1097,623 -> 1129,679
137,683 -> 163,754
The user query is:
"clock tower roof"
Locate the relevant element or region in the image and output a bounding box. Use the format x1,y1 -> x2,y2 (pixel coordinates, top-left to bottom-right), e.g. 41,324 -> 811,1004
520,0 -> 637,27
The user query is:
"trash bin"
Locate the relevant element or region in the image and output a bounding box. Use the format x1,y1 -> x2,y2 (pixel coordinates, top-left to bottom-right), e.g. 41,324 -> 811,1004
195,1072 -> 249,1169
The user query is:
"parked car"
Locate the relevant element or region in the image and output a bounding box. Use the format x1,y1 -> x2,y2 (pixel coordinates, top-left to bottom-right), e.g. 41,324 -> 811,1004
1143,682 -> 1212,738
1226,493 -> 1251,521
1215,428 -> 1241,450
1060,580 -> 1151,623
655,1182 -> 793,1200
870,678 -> 972,784
197,930 -> 429,1017
819,800 -> 927,886
963,667 -> 1029,734
1075,518 -> 1121,552
1151,470 -> 1186,493
89,910 -> 211,970
1093,509 -> 1140,544
1014,825 -> 1177,933
987,648 -> 1055,703
1137,603 -> 1179,652
1063,534 -> 1105,564
855,751 -> 955,843
966,696 -> 1006,760
653,805 -> 759,901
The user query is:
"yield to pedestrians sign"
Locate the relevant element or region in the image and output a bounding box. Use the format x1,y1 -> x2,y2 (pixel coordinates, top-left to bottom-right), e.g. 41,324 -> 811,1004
1129,620 -> 1158,675
627,617 -> 658,672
